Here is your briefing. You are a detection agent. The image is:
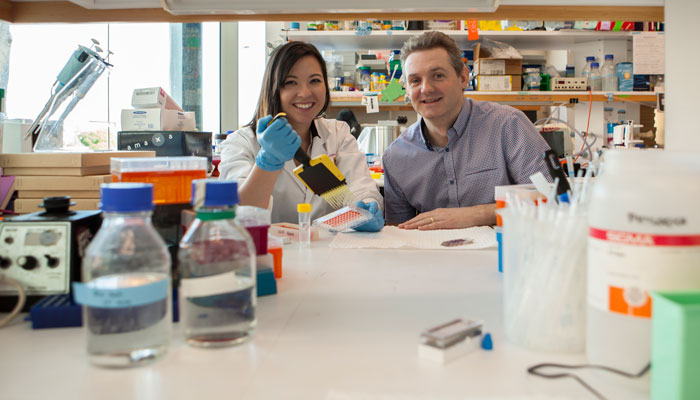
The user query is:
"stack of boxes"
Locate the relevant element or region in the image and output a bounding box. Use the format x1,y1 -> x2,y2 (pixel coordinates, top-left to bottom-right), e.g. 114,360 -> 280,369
118,87 -> 211,170
0,151 -> 155,214
120,87 -> 195,132
473,43 -> 523,91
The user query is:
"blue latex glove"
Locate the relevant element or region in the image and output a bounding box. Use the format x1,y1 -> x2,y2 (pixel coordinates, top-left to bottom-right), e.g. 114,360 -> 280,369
254,115 -> 301,171
353,201 -> 385,232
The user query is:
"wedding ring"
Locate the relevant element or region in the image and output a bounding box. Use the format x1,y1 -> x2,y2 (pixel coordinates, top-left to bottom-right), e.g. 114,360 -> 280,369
430,217 -> 434,224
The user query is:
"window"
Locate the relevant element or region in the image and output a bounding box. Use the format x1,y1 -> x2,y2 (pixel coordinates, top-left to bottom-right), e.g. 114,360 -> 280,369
6,22 -> 220,150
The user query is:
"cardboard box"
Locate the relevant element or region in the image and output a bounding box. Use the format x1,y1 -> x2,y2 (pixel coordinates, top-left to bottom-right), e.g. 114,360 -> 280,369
18,190 -> 101,199
476,75 -> 522,91
121,109 -> 196,132
117,131 -> 212,168
474,59 -> 523,76
14,175 -> 112,191
473,43 -> 523,76
14,198 -> 100,214
0,151 -> 155,176
131,87 -> 182,110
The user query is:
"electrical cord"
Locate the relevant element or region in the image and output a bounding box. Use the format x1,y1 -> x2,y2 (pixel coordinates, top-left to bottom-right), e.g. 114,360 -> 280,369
0,275 -> 27,328
527,362 -> 650,400
574,89 -> 594,163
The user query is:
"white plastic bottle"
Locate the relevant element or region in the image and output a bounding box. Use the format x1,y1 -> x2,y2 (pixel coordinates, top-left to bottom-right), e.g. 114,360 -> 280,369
588,62 -> 602,91
601,54 -> 618,92
587,150 -> 700,376
581,56 -> 595,80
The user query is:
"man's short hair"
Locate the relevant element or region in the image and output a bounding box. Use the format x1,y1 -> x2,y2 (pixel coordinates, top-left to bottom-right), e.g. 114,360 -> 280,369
400,31 -> 465,78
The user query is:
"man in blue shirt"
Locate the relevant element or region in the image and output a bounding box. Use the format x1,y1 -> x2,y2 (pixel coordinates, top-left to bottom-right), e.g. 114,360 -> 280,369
383,31 -> 552,230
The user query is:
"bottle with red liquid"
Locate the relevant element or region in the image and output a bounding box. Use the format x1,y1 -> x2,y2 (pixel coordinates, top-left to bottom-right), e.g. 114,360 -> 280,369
178,179 -> 256,347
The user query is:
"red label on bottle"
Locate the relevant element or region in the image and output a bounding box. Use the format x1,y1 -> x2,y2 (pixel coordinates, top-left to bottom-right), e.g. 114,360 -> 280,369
589,227 -> 700,247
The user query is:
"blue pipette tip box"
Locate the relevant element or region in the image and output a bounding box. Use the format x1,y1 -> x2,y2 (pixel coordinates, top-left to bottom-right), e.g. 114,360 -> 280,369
28,294 -> 82,329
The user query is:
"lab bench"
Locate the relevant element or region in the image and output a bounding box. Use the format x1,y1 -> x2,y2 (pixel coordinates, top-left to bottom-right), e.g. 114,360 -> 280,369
0,237 -> 648,400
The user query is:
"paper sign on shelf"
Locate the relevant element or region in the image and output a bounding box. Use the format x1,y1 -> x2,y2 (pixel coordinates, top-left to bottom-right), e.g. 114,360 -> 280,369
363,95 -> 379,113
633,32 -> 665,75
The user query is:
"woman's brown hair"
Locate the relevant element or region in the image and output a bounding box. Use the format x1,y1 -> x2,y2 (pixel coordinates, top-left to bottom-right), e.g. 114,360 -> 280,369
247,41 -> 330,132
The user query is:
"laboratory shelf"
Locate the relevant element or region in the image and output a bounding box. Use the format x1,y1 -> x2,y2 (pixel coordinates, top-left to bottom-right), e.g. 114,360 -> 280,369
329,91 -> 658,108
283,30 -> 636,51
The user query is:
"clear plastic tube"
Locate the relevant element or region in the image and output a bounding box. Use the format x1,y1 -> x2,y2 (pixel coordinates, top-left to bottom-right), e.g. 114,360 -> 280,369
297,203 -> 311,248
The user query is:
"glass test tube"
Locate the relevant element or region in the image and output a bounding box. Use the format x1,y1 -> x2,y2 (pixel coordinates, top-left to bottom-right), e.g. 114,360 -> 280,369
297,203 -> 311,248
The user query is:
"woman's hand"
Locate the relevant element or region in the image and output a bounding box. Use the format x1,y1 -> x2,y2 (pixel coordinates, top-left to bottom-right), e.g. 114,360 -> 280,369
353,201 -> 385,232
254,115 -> 301,171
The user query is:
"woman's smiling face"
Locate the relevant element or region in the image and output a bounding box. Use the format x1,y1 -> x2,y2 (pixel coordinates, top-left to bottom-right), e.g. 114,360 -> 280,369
279,55 -> 327,129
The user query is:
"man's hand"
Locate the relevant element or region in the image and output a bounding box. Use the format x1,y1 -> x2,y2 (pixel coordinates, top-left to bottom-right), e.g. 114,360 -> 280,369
398,204 -> 497,230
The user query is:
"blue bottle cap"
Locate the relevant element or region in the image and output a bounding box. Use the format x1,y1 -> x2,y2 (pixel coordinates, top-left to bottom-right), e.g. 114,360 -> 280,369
586,56 -> 595,61
100,183 -> 154,213
290,22 -> 300,29
191,179 -> 239,207
591,62 -> 599,68
481,332 -> 493,350
605,54 -> 614,60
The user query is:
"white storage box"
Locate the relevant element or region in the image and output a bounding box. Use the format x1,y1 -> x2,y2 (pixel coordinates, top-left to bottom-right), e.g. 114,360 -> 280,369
121,109 -> 195,131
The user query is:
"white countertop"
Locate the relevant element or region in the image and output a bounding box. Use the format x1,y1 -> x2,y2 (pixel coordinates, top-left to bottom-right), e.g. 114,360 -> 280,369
0,237 -> 648,400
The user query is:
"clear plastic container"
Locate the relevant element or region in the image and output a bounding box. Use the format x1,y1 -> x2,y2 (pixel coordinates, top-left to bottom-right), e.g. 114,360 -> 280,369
524,68 -> 541,91
581,56 -> 595,79
297,203 -> 311,249
601,54 -> 618,92
588,62 -> 602,91
78,183 -> 171,368
111,156 -> 207,205
357,66 -> 371,92
178,179 -> 257,347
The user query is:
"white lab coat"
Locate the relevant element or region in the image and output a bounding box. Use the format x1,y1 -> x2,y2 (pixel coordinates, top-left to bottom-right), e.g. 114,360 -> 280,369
219,118 -> 383,224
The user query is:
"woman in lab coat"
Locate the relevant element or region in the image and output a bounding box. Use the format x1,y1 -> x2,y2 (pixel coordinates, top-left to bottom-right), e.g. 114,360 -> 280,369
219,41 -> 383,230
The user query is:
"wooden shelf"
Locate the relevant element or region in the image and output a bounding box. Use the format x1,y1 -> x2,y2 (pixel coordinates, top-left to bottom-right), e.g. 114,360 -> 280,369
3,3 -> 664,24
284,30 -> 638,51
329,91 -> 658,109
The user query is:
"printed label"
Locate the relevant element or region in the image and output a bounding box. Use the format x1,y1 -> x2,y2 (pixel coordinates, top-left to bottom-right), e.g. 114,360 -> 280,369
364,95 -> 379,113
73,278 -> 168,309
588,227 -> 700,319
478,59 -> 505,75
478,76 -> 511,91
180,272 -> 248,298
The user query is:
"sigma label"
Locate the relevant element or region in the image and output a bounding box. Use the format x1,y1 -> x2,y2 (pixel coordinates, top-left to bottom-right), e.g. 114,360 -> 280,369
588,227 -> 700,318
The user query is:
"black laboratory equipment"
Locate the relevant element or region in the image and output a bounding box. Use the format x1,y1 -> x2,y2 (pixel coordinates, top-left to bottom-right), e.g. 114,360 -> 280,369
0,196 -> 102,312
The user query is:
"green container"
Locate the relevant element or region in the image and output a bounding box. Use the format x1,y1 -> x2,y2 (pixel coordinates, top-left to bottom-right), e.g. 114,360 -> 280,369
651,291 -> 700,400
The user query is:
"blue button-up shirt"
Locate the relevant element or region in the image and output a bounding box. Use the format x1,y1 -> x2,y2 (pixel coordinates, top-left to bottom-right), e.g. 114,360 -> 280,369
382,99 -> 552,224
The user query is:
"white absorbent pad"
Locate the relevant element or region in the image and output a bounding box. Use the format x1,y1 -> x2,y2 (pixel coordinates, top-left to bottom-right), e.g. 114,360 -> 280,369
329,225 -> 497,250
